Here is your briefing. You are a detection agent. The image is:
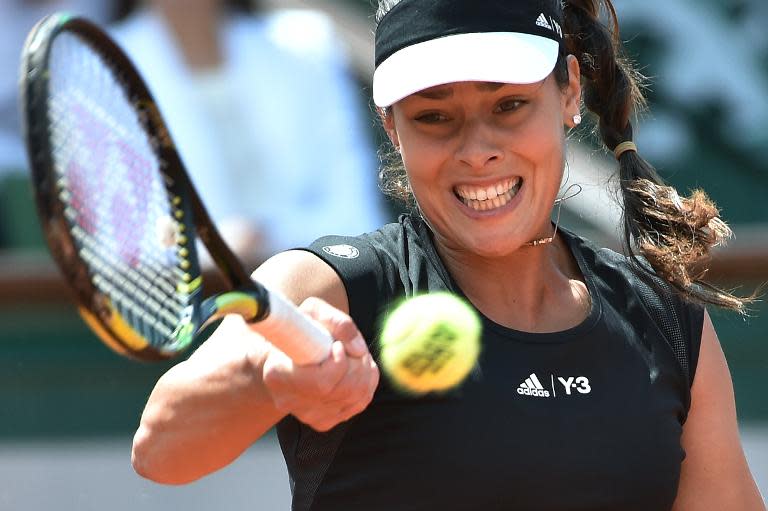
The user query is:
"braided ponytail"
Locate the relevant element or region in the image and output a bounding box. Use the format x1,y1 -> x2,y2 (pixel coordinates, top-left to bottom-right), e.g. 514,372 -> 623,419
559,0 -> 747,312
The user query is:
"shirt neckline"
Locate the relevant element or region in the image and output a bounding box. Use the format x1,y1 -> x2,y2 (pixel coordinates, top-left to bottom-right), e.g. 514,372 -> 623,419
411,215 -> 603,344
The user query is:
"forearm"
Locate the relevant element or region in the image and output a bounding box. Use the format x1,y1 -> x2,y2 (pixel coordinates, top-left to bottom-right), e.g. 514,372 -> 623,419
131,254 -> 375,484
132,321 -> 283,484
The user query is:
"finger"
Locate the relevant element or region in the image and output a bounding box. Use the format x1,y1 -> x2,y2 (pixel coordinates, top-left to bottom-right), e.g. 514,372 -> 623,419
334,388 -> 375,424
313,340 -> 349,396
299,297 -> 368,358
320,353 -> 380,415
264,343 -> 347,414
303,411 -> 347,433
283,340 -> 347,398
262,349 -> 298,413
282,352 -> 380,430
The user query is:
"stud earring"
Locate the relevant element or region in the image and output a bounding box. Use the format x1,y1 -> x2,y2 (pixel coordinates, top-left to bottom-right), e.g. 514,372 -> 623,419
573,114 -> 582,126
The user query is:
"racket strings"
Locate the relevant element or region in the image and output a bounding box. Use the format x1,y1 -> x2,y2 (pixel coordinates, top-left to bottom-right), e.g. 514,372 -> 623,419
71,223 -> 185,313
46,32 -> 196,349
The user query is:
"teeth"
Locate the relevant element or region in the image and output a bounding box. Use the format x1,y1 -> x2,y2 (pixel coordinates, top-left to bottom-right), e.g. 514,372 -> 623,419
455,177 -> 522,212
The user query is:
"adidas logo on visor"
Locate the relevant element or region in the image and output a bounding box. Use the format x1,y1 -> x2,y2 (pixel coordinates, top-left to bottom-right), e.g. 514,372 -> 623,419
535,13 -> 552,30
535,12 -> 562,37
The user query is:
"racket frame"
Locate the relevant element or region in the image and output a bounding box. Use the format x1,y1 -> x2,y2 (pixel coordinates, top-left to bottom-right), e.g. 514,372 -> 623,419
20,13 -> 270,360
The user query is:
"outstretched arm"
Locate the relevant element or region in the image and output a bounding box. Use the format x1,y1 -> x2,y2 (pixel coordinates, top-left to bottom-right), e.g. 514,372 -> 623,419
131,250 -> 379,484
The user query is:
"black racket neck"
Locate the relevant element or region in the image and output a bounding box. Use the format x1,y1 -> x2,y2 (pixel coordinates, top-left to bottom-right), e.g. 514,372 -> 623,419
189,191 -> 253,289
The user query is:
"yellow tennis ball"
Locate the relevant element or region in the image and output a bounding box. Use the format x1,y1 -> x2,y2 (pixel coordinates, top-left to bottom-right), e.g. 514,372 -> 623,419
379,292 -> 482,394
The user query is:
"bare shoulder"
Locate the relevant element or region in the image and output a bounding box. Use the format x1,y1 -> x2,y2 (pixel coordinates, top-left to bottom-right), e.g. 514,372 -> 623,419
251,250 -> 349,314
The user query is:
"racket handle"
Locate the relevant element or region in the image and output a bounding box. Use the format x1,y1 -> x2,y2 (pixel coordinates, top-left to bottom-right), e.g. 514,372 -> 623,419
256,288 -> 334,365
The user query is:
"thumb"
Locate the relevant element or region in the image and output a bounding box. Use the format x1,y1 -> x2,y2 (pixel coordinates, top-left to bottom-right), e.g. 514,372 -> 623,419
299,297 -> 369,358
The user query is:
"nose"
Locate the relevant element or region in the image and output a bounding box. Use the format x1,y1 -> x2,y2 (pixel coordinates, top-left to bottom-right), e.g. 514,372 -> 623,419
454,118 -> 504,169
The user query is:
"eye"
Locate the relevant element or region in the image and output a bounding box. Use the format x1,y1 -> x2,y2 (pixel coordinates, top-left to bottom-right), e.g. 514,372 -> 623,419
495,99 -> 525,113
414,111 -> 450,124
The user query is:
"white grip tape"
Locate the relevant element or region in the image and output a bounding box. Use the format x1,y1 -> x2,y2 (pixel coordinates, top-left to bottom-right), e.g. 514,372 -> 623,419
256,289 -> 333,365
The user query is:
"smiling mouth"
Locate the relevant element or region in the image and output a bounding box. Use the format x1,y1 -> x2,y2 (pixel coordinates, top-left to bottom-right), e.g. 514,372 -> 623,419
454,177 -> 523,212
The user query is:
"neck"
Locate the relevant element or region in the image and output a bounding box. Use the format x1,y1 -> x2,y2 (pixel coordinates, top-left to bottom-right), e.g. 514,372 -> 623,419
433,232 -> 585,333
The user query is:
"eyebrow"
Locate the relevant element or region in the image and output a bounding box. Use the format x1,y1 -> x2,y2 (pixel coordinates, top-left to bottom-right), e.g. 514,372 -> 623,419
414,82 -> 507,99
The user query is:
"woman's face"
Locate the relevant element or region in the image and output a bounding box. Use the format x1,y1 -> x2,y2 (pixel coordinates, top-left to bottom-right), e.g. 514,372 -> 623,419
384,56 -> 581,258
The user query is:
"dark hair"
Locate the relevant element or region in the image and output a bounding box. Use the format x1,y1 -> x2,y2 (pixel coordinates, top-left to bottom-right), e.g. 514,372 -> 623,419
376,0 -> 748,312
112,0 -> 258,21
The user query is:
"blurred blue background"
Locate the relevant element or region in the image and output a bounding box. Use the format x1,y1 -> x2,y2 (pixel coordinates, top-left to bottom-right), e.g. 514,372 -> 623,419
0,0 -> 765,509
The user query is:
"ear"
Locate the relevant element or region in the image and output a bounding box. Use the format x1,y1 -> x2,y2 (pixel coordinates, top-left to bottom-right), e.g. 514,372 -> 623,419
378,107 -> 400,149
563,55 -> 582,128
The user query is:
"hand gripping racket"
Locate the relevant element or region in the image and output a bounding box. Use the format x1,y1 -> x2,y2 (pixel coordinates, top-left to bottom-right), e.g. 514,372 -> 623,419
20,13 -> 333,363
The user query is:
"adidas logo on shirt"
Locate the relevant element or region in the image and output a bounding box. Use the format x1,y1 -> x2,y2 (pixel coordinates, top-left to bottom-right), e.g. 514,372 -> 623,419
517,373 -> 551,398
516,373 -> 592,398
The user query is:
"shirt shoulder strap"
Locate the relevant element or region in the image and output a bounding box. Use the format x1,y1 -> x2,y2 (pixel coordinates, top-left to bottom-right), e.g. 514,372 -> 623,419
588,240 -> 703,388
631,268 -> 692,385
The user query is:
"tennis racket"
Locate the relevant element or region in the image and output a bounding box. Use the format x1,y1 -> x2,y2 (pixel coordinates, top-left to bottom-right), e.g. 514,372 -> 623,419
20,13 -> 333,363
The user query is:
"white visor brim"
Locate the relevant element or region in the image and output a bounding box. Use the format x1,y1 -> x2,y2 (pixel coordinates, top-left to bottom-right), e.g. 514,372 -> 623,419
373,32 -> 560,107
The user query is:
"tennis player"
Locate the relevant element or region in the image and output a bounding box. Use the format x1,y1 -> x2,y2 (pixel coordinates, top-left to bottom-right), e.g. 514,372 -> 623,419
131,1 -> 766,509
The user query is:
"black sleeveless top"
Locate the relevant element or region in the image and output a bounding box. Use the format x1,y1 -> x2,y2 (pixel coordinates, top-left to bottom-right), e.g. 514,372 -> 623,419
277,215 -> 704,511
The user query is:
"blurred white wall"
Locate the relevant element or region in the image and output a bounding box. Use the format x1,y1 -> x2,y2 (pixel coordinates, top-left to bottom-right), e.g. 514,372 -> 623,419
0,0 -> 113,173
